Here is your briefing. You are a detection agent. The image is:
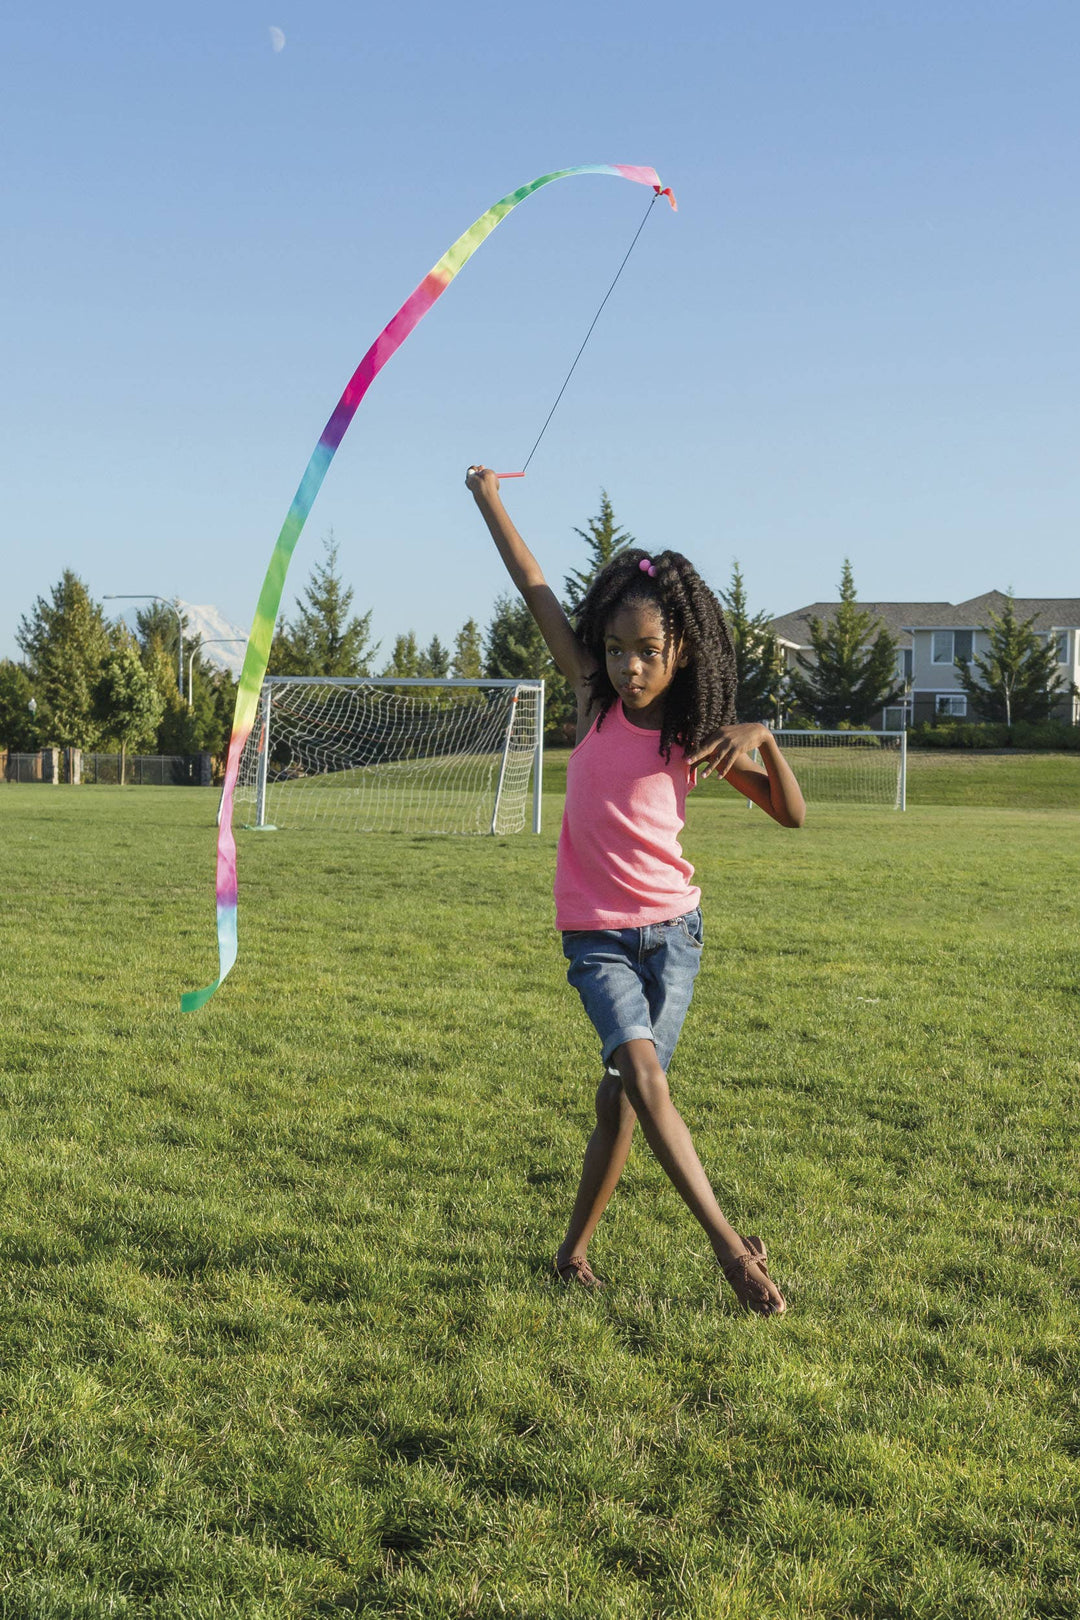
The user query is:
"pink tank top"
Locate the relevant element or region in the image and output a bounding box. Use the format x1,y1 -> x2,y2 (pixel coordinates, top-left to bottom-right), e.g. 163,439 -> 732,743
554,701 -> 700,930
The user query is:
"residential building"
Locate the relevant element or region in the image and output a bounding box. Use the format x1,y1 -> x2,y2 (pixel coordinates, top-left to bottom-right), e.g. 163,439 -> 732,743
772,591 -> 1080,728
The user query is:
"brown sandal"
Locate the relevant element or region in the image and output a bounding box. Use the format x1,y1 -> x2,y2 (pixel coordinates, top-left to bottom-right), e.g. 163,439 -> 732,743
553,1253 -> 604,1290
721,1235 -> 786,1316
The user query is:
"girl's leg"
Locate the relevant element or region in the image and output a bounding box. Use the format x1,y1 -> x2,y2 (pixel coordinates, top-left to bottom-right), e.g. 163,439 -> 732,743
555,1073 -> 637,1271
612,1038 -> 785,1312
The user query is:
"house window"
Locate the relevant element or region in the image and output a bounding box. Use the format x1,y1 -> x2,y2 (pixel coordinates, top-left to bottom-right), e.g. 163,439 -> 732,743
933,629 -> 973,664
895,648 -> 913,682
935,694 -> 967,717
1055,631 -> 1069,664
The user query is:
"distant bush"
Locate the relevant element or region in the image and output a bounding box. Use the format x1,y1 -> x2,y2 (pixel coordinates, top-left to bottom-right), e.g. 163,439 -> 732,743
909,719 -> 1080,750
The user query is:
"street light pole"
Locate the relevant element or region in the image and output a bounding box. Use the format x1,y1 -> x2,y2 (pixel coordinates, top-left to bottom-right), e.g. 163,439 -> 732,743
103,594 -> 185,702
188,638 -> 246,702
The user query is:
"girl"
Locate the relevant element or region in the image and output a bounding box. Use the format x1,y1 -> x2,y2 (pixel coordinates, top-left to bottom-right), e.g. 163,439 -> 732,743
466,467 -> 805,1317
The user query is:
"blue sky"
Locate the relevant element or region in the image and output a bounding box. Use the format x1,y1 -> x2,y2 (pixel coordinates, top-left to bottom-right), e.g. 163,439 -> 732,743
3,1 -> 1077,667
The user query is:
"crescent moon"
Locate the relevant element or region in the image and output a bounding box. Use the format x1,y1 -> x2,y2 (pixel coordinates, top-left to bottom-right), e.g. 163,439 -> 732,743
269,26 -> 285,52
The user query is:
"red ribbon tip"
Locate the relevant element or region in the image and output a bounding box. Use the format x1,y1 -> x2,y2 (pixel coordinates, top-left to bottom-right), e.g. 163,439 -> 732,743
654,185 -> 678,211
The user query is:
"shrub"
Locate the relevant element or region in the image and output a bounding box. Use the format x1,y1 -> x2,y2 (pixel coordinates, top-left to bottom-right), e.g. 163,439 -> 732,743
908,719 -> 1080,750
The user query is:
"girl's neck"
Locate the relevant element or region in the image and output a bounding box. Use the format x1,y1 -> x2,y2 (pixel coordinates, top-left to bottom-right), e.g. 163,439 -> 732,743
618,696 -> 665,732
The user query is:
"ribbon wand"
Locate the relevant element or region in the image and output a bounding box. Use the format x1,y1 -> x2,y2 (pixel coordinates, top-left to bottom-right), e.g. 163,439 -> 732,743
182,165 -> 675,1012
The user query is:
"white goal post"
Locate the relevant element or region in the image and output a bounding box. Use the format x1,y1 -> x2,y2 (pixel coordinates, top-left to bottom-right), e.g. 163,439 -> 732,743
764,728 -> 907,809
234,677 -> 545,835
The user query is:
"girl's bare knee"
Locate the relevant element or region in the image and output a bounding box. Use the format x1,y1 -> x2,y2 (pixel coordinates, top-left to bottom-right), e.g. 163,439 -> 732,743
611,1043 -> 668,1119
595,1073 -> 634,1132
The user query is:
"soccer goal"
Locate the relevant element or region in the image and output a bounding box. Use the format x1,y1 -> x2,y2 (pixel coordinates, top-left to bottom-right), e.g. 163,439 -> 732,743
766,728 -> 907,809
234,677 -> 545,835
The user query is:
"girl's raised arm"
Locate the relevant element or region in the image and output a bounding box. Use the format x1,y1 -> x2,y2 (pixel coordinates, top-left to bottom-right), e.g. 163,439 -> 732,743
465,466 -> 597,691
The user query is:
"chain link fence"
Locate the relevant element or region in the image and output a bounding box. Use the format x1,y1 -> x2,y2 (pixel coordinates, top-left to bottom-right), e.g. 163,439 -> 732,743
2,750 -> 211,785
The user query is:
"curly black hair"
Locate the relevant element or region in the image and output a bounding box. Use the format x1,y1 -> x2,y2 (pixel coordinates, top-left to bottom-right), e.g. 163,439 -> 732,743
574,549 -> 737,761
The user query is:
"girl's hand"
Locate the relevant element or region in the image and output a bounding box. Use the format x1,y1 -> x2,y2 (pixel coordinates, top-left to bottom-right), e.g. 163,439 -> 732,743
465,464 -> 501,503
688,723 -> 768,780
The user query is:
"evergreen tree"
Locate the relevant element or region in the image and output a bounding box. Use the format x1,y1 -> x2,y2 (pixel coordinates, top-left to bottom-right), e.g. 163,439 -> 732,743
418,635 -> 450,679
954,597 -> 1071,725
135,602 -> 188,696
451,619 -> 484,679
146,638 -> 206,753
0,660 -> 40,751
94,633 -> 166,783
178,638 -> 232,752
786,560 -> 905,727
484,594 -> 551,679
267,617 -> 303,677
136,622 -> 190,753
563,491 -> 634,615
720,562 -> 785,723
16,570 -> 112,747
268,533 -> 377,676
203,670 -> 239,765
381,631 -> 422,678
484,594 -> 573,739
128,603 -> 238,757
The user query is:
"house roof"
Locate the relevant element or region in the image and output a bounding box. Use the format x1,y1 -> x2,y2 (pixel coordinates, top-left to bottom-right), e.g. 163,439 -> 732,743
772,591 -> 1080,648
903,592 -> 1080,632
771,602 -> 942,650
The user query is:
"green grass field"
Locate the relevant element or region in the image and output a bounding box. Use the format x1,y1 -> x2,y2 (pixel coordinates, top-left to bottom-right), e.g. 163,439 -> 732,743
1,766 -> 1078,1618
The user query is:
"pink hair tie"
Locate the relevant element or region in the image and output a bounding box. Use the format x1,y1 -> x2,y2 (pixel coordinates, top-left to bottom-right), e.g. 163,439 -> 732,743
639,558 -> 657,578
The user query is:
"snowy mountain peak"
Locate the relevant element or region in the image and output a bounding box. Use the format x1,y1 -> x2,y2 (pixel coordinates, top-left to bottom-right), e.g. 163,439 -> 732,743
177,603 -> 248,676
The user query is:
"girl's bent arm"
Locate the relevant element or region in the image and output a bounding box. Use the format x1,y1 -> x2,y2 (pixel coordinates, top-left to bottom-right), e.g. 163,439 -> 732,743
688,724 -> 806,827
465,466 -> 597,689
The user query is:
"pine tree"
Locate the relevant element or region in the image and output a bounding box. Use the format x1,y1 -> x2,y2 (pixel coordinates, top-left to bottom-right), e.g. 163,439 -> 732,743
177,637 -> 231,753
204,670 -> 239,764
134,602 -> 188,697
143,635 -> 198,753
418,635 -> 450,679
0,660 -> 40,751
484,595 -> 551,679
16,570 -> 112,747
381,631 -> 421,678
269,533 -> 377,676
786,561 -> 905,727
451,619 -> 484,679
563,491 -> 634,614
720,562 -> 785,722
131,606 -> 228,752
484,594 -> 573,739
267,617 -> 303,677
954,597 -> 1070,725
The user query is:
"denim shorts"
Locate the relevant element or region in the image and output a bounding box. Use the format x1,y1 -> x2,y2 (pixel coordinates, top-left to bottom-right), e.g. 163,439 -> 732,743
561,909 -> 704,1074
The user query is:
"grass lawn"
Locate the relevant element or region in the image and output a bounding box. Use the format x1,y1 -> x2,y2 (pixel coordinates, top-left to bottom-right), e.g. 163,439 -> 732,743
0,779 -> 1078,1618
542,747 -> 1080,811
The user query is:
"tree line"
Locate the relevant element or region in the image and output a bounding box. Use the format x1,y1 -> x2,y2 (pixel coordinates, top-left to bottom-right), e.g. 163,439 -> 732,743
1,583 -> 238,778
2,496 -> 1072,769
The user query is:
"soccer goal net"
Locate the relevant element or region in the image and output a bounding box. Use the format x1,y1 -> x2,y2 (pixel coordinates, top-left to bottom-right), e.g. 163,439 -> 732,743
234,677 -> 545,835
767,729 -> 907,809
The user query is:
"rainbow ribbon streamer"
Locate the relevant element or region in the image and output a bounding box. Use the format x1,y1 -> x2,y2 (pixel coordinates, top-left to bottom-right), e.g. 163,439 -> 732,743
182,163 -> 676,1012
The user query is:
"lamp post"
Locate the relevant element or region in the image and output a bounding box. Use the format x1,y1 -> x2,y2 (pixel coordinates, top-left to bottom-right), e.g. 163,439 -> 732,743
188,638 -> 246,702
103,594 -> 185,702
